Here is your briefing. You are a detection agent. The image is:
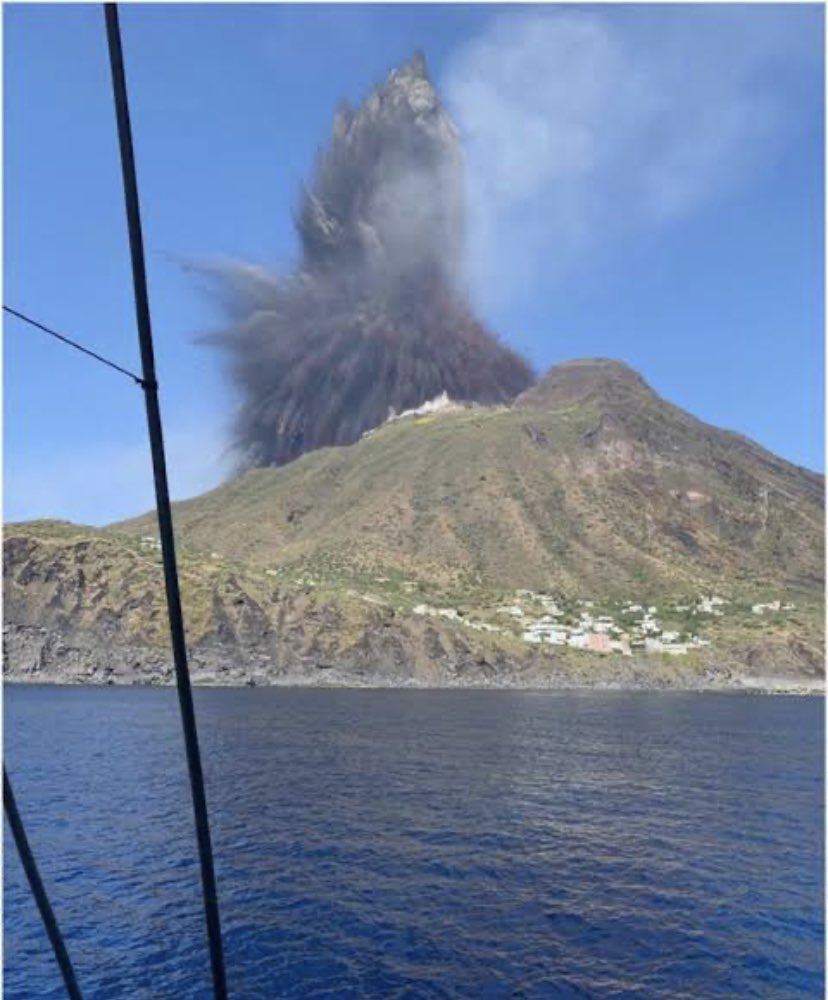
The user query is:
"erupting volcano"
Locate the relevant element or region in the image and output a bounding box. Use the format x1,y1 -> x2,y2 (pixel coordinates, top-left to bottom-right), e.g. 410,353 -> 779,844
200,53 -> 534,470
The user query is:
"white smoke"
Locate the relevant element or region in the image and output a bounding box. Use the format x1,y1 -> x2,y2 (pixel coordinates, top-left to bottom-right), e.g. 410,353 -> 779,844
443,6 -> 821,309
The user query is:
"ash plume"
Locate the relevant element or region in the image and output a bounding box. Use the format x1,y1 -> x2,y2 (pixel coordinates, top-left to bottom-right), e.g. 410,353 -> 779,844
200,53 -> 534,470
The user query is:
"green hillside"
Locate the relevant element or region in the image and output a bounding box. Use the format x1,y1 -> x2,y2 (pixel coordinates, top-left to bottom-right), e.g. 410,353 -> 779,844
4,360 -> 823,689
116,359 -> 823,602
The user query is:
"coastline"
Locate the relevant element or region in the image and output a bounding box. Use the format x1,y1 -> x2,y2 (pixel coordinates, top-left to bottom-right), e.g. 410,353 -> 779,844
4,622 -> 822,697
4,671 -> 823,696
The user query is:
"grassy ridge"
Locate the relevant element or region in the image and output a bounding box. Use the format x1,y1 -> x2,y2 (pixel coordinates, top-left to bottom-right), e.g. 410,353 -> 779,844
112,363 -> 823,604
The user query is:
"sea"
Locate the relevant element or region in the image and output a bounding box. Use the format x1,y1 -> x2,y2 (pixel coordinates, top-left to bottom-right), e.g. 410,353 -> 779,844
3,686 -> 824,999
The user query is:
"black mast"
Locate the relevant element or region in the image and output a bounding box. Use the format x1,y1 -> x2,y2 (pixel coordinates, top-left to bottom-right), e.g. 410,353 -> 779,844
102,6 -> 228,997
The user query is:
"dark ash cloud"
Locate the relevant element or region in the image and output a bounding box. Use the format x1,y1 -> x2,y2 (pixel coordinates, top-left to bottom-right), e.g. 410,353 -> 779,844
199,53 -> 534,470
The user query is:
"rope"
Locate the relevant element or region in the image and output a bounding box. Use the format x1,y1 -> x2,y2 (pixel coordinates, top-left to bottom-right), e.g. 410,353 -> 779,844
4,766 -> 84,1000
3,305 -> 145,386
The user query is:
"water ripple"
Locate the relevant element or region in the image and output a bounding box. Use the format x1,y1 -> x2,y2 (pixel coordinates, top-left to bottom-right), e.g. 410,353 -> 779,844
4,688 -> 824,999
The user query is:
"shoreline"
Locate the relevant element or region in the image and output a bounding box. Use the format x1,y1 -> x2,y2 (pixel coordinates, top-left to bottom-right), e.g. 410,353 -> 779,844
4,674 -> 823,696
5,623 -> 823,698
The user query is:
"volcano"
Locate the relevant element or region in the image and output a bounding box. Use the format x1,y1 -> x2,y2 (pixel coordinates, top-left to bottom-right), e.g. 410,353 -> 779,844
4,359 -> 824,690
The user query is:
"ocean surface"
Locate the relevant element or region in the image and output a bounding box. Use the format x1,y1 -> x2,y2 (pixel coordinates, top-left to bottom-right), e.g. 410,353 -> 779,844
3,686 -> 824,999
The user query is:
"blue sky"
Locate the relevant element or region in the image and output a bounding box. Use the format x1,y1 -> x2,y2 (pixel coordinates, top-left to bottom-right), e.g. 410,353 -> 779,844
4,3 -> 824,526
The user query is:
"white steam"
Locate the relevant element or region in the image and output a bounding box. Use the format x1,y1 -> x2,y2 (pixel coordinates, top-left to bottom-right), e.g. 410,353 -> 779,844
442,6 -> 821,308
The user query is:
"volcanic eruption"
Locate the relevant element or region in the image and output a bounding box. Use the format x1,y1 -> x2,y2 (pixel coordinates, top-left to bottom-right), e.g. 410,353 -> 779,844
201,52 -> 534,470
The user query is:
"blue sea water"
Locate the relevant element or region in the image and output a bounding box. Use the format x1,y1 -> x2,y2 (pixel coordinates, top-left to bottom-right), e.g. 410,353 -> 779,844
3,686 -> 824,999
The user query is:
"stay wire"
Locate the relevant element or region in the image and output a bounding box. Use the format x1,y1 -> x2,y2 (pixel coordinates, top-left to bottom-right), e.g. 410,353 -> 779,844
3,766 -> 84,1000
3,305 -> 146,387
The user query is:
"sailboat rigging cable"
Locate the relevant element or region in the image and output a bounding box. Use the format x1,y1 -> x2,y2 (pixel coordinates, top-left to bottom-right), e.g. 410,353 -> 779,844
3,305 -> 145,385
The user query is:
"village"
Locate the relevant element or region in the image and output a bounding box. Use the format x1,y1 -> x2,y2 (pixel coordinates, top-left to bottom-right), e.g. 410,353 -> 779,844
135,535 -> 799,661
413,590 -> 797,657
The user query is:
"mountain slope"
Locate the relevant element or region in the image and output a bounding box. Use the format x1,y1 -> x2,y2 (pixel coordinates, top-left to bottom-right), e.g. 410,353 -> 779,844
117,359 -> 823,597
4,360 -> 823,689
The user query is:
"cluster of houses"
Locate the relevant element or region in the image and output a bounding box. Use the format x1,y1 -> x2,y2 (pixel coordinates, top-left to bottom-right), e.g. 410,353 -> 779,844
500,593 -> 718,656
411,590 -> 793,658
